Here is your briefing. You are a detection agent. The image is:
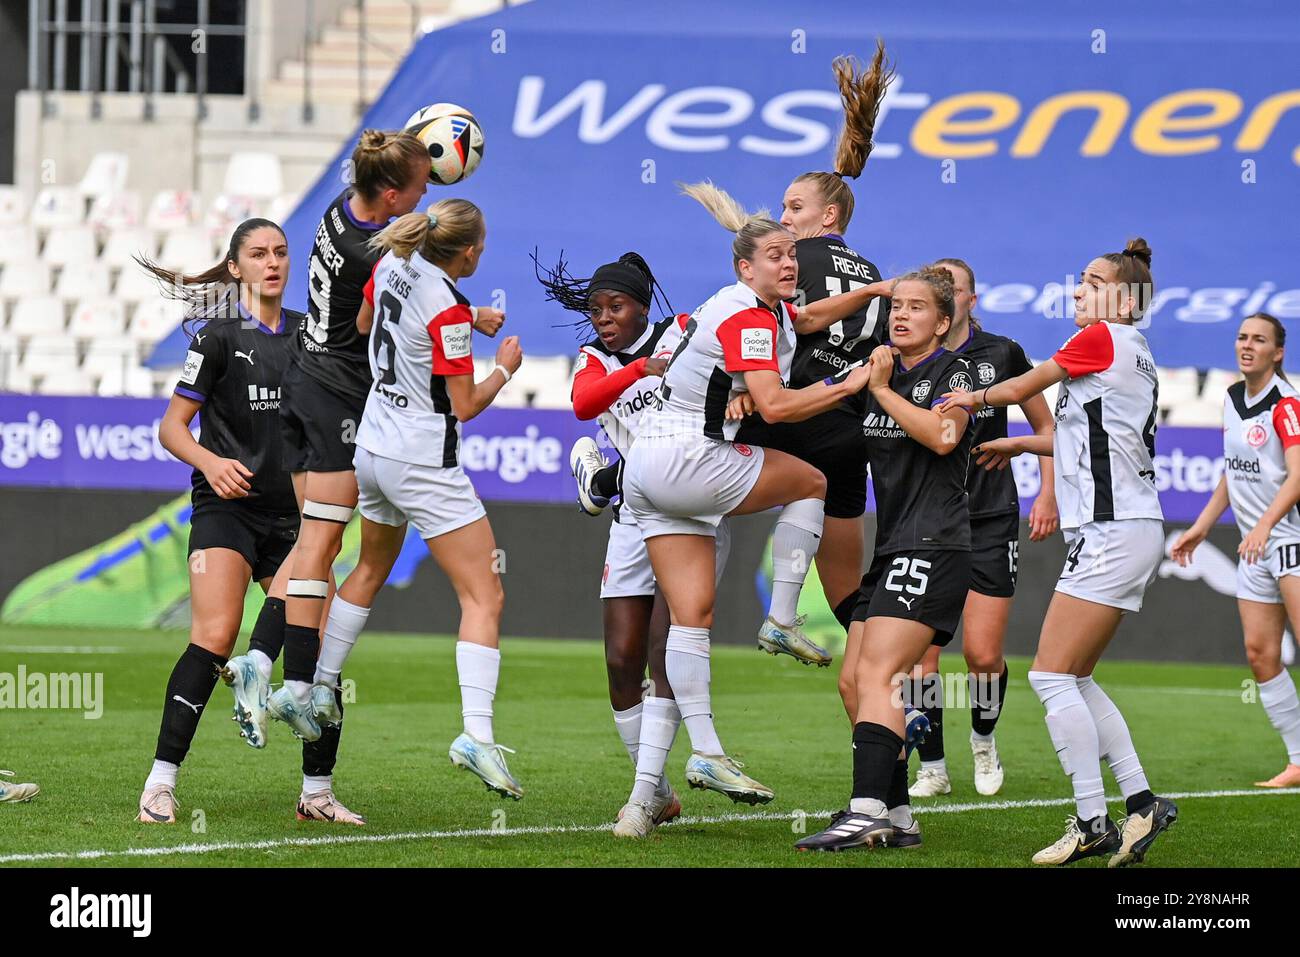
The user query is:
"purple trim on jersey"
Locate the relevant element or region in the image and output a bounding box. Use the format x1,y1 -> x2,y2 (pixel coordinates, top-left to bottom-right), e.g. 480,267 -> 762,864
952,326 -> 977,354
931,396 -> 970,417
897,347 -> 947,373
236,302 -> 291,336
175,387 -> 206,403
823,233 -> 845,244
340,191 -> 387,231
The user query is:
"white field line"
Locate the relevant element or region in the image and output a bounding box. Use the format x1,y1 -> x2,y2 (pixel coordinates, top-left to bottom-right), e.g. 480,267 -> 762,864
0,646 -> 127,654
2,787 -> 1296,865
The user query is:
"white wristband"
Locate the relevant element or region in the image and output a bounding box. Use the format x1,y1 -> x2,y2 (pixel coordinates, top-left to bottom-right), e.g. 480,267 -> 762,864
493,364 -> 512,384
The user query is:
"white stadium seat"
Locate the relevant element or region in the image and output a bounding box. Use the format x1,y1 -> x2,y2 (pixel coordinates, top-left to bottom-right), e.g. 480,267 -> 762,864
1165,401 -> 1222,428
159,227 -> 217,273
1158,366 -> 1200,411
146,190 -> 202,232
78,151 -> 130,200
508,355 -> 573,408
21,335 -> 78,378
115,263 -> 166,302
69,300 -> 128,341
222,152 -> 284,200
101,226 -> 157,270
56,260 -> 112,301
30,187 -> 84,231
96,362 -> 156,397
0,259 -> 52,300
1201,367 -> 1239,401
7,296 -> 65,338
205,194 -> 261,239
2,367 -> 34,393
83,336 -> 139,378
87,190 -> 144,234
265,193 -> 299,225
0,331 -> 19,383
0,223 -> 38,264
130,297 -> 186,344
0,186 -> 28,226
43,225 -> 98,268
36,367 -> 95,395
1007,403 -> 1028,424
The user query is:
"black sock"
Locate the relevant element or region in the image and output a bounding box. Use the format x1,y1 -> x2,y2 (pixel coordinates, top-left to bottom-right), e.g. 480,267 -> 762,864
970,665 -> 1009,737
282,623 -> 319,683
1125,789 -> 1156,815
915,674 -> 945,763
592,460 -> 622,499
851,722 -> 904,806
248,597 -> 287,662
302,682 -> 345,777
885,758 -> 909,810
1079,813 -> 1112,836
831,593 -> 857,632
154,643 -> 227,765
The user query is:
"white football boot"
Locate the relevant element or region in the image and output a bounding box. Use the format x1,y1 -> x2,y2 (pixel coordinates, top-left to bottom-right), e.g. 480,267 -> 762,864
0,770 -> 39,803
267,686 -> 322,742
569,437 -> 611,516
449,732 -> 524,800
311,681 -> 342,727
908,764 -> 952,798
756,614 -> 832,667
220,655 -> 269,749
297,790 -> 366,826
612,801 -> 658,838
684,753 -> 774,805
971,734 -> 1004,796
136,784 -> 177,824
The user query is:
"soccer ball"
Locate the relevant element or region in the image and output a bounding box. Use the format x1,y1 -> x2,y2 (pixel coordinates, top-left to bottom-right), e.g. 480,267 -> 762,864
404,103 -> 485,185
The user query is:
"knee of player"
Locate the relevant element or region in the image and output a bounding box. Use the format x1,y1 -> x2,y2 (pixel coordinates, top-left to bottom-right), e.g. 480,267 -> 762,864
1243,638 -> 1280,676
465,577 -> 506,618
189,621 -> 239,658
837,670 -> 857,703
604,645 -> 644,686
964,649 -> 1003,676
805,467 -> 828,501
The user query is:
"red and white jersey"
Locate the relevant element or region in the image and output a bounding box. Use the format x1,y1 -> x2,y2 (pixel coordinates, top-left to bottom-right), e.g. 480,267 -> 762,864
1051,320 -> 1163,529
1222,374 -> 1300,540
638,281 -> 796,442
356,250 -> 474,467
571,314 -> 686,457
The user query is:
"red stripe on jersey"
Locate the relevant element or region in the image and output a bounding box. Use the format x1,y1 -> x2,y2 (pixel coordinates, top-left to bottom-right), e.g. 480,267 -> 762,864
1053,321 -> 1114,378
675,313 -> 690,331
1273,397 -> 1300,449
717,308 -> 780,373
362,259 -> 381,308
428,304 -> 475,375
571,351 -> 647,420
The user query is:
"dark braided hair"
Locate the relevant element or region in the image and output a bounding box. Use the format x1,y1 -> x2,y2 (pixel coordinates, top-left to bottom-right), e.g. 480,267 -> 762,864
533,249 -> 674,338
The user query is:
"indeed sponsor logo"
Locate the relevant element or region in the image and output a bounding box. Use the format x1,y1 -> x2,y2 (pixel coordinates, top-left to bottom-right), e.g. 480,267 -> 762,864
461,424 -> 562,484
1223,455 -> 1262,474
615,388 -> 657,418
513,76 -> 1300,164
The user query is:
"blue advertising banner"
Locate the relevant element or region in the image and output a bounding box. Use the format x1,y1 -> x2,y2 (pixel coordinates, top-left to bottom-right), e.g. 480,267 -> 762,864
152,0 -> 1300,370
0,395 -> 1240,526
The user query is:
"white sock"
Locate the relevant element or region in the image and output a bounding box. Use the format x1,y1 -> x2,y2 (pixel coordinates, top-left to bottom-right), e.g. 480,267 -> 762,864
302,773 -> 332,796
970,729 -> 994,745
665,625 -> 723,757
1258,669 -> 1300,764
888,803 -> 914,828
315,596 -> 370,687
456,641 -> 500,744
613,702 -> 642,766
285,679 -> 311,703
921,758 -> 948,774
1076,675 -> 1150,799
144,759 -> 178,790
1029,670 -> 1107,822
849,796 -> 887,817
631,696 -> 680,804
249,648 -> 273,681
768,498 -> 825,624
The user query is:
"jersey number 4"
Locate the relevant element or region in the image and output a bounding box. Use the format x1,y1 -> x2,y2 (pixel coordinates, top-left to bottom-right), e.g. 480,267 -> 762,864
885,557 -> 931,595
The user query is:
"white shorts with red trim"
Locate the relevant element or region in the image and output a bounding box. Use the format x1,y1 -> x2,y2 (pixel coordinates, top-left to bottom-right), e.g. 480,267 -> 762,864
1055,518 -> 1164,613
600,512 -> 733,599
623,434 -> 764,540
354,446 -> 486,540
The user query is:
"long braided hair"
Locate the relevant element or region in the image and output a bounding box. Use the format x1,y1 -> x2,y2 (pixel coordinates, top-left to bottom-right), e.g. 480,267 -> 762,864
532,249 -> 675,339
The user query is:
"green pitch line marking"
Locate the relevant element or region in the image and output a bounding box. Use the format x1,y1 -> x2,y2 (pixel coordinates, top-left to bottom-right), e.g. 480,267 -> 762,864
2,787 -> 1295,865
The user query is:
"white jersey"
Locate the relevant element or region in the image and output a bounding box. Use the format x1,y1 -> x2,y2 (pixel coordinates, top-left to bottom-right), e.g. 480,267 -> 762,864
356,250 -> 475,467
1222,373 -> 1300,540
1051,320 -> 1163,529
639,280 -> 796,441
571,315 -> 686,457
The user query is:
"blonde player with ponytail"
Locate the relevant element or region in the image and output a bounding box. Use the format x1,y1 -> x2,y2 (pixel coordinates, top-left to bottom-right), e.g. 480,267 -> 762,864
612,182 -> 877,837
310,199 -> 528,800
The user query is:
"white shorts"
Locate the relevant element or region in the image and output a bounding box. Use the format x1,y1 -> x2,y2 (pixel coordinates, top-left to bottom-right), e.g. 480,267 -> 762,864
1237,540 -> 1300,604
354,446 -> 486,540
601,513 -> 733,599
623,434 -> 764,539
1056,518 -> 1164,613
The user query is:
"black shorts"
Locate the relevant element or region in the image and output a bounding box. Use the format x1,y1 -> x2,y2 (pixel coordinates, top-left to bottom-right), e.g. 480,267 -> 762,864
189,501 -> 299,581
969,511 -> 1020,598
279,361 -> 366,473
851,549 -> 971,646
736,406 -> 867,518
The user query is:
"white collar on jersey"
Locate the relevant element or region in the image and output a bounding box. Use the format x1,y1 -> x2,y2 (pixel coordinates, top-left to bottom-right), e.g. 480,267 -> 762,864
618,320 -> 657,356
1245,373 -> 1283,405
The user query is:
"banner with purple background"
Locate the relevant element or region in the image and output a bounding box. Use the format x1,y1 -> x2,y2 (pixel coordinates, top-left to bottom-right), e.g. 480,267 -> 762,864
0,395 -> 1233,524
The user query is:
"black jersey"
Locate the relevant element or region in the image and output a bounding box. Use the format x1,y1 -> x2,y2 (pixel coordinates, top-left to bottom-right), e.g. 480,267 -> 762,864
175,304 -> 302,514
950,326 -> 1035,519
789,234 -> 888,414
297,189 -> 387,402
863,348 -> 973,554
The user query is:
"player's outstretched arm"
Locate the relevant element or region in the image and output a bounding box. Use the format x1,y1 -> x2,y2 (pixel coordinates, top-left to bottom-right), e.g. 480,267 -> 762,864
742,364 -> 870,424
1171,475 -> 1229,566
794,278 -> 894,335
939,358 -> 1067,414
446,336 -> 523,422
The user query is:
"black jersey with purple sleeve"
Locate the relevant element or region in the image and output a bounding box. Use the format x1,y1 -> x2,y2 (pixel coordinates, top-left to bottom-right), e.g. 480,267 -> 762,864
297,189 -> 387,403
950,326 -> 1035,519
862,348 -> 973,554
175,304 -> 302,514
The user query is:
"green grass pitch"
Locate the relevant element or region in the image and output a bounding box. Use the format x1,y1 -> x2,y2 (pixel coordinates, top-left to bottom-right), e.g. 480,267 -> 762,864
1,626 -> 1297,867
